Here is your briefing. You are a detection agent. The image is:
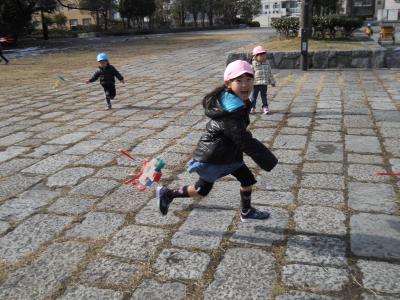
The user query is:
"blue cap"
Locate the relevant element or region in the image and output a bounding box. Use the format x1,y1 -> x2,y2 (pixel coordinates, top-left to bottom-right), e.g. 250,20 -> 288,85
97,53 -> 109,62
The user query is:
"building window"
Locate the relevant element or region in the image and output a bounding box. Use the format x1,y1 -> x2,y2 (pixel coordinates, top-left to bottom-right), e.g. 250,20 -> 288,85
82,18 -> 92,26
69,19 -> 78,27
265,4 -> 269,9
354,0 -> 373,6
273,3 -> 279,9
68,4 -> 77,10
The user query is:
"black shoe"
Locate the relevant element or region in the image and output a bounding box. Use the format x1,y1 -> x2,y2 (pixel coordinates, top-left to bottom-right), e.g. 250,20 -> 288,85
156,186 -> 173,215
240,207 -> 270,222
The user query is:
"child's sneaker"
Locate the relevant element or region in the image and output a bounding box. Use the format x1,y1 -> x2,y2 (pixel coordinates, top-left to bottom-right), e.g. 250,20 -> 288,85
250,107 -> 256,114
156,186 -> 173,215
263,107 -> 270,115
240,207 -> 270,222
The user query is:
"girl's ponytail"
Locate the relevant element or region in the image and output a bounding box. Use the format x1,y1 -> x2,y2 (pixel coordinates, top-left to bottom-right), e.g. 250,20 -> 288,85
202,85 -> 225,109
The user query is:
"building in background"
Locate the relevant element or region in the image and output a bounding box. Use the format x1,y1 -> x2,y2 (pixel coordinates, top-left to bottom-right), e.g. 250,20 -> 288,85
253,0 -> 301,27
375,0 -> 400,21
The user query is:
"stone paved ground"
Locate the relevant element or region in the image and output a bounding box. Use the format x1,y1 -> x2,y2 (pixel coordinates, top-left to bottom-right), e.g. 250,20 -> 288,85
0,29 -> 399,300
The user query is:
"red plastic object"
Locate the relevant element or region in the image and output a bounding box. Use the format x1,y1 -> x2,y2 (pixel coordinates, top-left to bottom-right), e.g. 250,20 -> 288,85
0,37 -> 14,43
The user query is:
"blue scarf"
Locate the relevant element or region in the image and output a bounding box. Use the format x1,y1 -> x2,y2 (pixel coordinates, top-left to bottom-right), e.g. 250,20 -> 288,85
219,91 -> 245,112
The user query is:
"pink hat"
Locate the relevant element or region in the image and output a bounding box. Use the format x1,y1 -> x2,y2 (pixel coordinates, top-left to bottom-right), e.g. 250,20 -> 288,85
252,45 -> 266,56
224,60 -> 254,81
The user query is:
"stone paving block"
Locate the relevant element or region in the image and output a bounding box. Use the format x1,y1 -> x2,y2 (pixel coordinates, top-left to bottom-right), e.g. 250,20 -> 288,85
47,167 -> 95,187
94,166 -> 133,180
346,128 -> 376,136
0,220 -> 10,234
379,127 -> 400,138
154,248 -> 210,280
0,146 -> 30,163
350,213 -> 400,259
358,260 -> 400,294
383,138 -> 400,157
157,151 -> 190,167
80,256 -> 143,286
287,117 -> 312,127
135,197 -> 193,226
59,285 -> 124,300
0,158 -> 38,177
251,128 -> 276,142
47,131 -> 92,144
282,264 -> 348,291
94,127 -> 128,139
0,214 -> 73,262
0,189 -> 60,222
0,241 -> 88,299
153,126 -> 190,139
347,153 -> 384,165
251,190 -> 294,206
97,185 -> 152,213
344,115 -> 373,128
272,149 -> 303,164
285,235 -> 347,267
110,128 -> 154,144
63,139 -> 105,155
302,162 -> 343,174
348,182 -> 397,213
361,294 -> 399,300
177,131 -> 204,145
345,135 -> 381,153
306,142 -> 343,162
274,135 -> 307,150
276,291 -> 340,300
311,131 -> 342,142
230,207 -> 289,246
102,225 -> 167,260
295,205 -> 346,236
47,196 -> 96,215
74,150 -> 116,166
0,174 -> 43,200
22,153 -> 80,175
256,164 -> 298,191
71,178 -> 119,197
281,127 -> 309,135
301,174 -> 344,190
298,188 -> 344,207
131,279 -> 186,300
66,212 -> 125,239
203,248 -> 275,299
131,138 -> 169,155
348,164 -> 389,182
373,110 -> 400,122
0,131 -> 34,146
172,208 -> 235,250
26,144 -> 66,158
200,181 -> 246,209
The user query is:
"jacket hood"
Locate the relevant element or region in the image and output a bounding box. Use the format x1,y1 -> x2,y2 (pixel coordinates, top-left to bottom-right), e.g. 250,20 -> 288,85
205,90 -> 245,119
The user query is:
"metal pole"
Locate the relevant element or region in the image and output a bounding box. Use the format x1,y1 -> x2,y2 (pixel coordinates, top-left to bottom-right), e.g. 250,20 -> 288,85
300,0 -> 310,71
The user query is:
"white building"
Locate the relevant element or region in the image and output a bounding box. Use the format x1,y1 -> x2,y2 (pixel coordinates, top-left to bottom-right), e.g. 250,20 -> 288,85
376,0 -> 400,21
253,0 -> 301,27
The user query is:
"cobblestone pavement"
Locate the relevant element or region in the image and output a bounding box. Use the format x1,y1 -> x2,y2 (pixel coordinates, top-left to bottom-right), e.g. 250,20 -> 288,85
0,30 -> 399,300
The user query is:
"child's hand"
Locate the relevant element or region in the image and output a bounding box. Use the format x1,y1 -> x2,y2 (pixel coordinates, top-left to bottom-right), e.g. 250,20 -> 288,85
85,80 -> 90,84
272,83 -> 276,87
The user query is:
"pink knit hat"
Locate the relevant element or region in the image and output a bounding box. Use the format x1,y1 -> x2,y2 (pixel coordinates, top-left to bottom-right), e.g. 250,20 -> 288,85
224,60 -> 254,81
252,45 -> 267,56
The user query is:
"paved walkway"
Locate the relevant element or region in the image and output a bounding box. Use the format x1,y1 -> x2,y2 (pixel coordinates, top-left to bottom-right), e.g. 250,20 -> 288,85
0,30 -> 399,299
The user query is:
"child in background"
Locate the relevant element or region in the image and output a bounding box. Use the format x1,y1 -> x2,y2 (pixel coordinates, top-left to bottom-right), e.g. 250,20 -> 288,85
86,53 -> 124,110
250,46 -> 276,115
157,60 -> 278,222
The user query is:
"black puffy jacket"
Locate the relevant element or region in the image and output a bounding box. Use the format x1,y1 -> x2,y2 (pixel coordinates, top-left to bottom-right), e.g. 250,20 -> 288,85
193,91 -> 278,172
89,64 -> 123,85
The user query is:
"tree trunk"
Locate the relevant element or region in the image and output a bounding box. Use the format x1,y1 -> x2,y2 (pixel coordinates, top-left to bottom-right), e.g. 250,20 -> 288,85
41,10 -> 49,40
96,11 -> 100,30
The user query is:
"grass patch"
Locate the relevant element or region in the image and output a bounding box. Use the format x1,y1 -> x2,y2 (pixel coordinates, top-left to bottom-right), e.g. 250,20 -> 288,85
242,37 -> 379,52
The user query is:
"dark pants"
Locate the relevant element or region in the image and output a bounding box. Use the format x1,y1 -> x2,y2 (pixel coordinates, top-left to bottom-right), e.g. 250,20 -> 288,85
101,84 -> 116,107
250,85 -> 268,108
0,50 -> 9,63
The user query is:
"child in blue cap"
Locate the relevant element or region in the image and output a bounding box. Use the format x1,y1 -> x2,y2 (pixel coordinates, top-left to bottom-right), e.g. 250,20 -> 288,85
86,53 -> 124,110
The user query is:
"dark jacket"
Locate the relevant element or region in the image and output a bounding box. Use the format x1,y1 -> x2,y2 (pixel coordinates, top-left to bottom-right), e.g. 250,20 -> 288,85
193,90 -> 278,172
89,64 -> 123,85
